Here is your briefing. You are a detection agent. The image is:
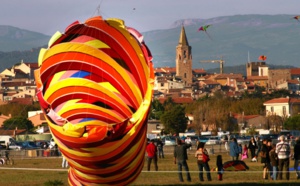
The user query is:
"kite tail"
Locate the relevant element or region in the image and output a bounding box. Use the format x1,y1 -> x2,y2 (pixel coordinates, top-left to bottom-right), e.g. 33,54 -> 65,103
205,31 -> 213,41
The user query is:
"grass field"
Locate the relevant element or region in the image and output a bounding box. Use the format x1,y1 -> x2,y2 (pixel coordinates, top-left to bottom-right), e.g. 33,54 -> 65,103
0,148 -> 299,186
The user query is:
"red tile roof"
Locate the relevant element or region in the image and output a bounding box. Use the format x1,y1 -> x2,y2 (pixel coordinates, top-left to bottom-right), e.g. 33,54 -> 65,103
287,79 -> 300,84
215,73 -> 243,79
263,97 -> 300,104
0,129 -> 26,136
193,68 -> 206,73
290,68 -> 300,75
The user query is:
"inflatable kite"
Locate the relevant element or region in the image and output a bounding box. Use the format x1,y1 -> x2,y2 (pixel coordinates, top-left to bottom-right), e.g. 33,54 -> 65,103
223,160 -> 249,171
34,16 -> 154,185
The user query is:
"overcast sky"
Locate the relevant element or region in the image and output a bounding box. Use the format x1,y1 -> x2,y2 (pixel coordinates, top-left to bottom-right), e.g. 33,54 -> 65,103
1,0 -> 300,35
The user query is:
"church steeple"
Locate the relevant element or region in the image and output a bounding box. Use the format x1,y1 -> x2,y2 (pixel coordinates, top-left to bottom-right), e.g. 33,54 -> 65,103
175,25 -> 192,87
178,26 -> 189,46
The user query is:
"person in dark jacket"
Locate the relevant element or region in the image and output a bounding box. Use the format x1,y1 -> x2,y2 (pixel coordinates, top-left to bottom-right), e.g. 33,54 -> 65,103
261,139 -> 271,179
174,138 -> 191,182
269,143 -> 278,180
294,137 -> 300,179
248,136 -> 257,161
146,139 -> 158,171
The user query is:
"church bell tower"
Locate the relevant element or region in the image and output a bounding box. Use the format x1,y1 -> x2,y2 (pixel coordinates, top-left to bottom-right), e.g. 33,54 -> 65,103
175,26 -> 192,86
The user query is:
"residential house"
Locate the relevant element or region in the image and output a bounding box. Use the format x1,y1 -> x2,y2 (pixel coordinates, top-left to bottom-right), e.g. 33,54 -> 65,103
246,76 -> 268,89
263,97 -> 300,117
291,68 -> 300,80
231,113 -> 266,130
287,79 -> 300,94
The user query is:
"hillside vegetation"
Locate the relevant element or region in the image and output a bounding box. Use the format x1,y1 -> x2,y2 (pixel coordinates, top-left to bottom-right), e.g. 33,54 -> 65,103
0,14 -> 299,73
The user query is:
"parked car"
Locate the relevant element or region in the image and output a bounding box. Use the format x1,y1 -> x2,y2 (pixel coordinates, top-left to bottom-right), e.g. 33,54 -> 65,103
206,136 -> 220,145
161,136 -> 177,146
8,141 -> 23,150
21,141 -> 40,149
237,136 -> 251,144
187,135 -> 201,146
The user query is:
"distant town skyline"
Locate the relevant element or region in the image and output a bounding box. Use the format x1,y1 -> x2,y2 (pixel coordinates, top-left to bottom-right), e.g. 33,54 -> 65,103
1,0 -> 300,35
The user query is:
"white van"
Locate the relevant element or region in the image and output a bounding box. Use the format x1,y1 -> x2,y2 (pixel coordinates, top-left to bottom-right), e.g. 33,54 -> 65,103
0,135 -> 16,148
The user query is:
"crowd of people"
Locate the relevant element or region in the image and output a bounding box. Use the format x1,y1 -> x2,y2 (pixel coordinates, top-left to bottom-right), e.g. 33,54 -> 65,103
146,134 -> 300,183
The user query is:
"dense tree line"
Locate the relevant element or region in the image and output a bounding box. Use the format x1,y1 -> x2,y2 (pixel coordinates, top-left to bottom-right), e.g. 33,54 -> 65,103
154,89 -> 300,135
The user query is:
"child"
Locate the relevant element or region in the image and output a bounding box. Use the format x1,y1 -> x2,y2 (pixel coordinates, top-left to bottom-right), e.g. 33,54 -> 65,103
216,155 -> 224,181
269,143 -> 278,180
241,144 -> 248,160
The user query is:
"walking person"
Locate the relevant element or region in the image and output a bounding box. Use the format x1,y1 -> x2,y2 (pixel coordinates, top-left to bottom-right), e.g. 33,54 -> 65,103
269,143 -> 278,180
293,137 -> 300,179
195,142 -> 212,181
174,138 -> 191,182
276,135 -> 291,180
146,139 -> 158,171
62,155 -> 68,168
248,136 -> 257,162
229,138 -> 239,160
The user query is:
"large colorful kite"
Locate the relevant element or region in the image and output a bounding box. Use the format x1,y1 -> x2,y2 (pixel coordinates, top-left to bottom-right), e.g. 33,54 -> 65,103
35,16 -> 154,185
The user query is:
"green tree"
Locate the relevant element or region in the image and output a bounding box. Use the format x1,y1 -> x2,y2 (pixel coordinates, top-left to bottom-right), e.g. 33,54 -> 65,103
3,116 -> 34,130
284,115 -> 300,130
160,105 -> 188,135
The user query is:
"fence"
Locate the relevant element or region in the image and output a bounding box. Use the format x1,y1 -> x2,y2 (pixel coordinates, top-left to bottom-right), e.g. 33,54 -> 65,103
0,149 -> 62,159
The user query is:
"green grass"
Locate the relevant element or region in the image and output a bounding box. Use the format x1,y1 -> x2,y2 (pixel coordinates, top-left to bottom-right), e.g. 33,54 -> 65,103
0,148 -> 299,186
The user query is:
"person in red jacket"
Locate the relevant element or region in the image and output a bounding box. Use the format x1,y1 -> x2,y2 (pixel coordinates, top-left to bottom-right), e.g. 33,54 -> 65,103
146,139 -> 158,171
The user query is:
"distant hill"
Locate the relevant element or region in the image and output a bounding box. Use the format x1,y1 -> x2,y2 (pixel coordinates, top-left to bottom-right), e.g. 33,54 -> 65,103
0,14 -> 299,73
143,14 -> 300,70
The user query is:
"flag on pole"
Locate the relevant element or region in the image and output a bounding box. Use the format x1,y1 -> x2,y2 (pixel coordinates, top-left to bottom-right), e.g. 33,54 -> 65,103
258,55 -> 267,61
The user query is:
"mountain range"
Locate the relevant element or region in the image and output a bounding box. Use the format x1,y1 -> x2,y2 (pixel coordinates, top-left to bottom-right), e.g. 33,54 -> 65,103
0,14 -> 299,74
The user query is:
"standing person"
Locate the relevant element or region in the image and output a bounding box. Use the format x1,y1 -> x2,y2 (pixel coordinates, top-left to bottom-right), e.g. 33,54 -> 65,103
276,135 -> 290,180
174,138 -> 191,182
185,137 -> 192,150
62,155 -> 68,168
293,137 -> 300,179
256,136 -> 262,159
241,144 -> 249,160
224,141 -> 229,153
269,143 -> 278,180
260,139 -> 271,179
216,155 -> 224,181
248,136 -> 257,162
157,137 -> 164,159
195,142 -> 212,181
238,144 -> 242,159
229,138 -> 239,160
146,139 -> 158,171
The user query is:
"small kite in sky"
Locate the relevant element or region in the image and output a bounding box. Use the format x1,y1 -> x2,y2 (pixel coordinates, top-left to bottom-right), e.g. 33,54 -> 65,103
258,55 -> 267,61
292,15 -> 300,22
198,24 -> 212,40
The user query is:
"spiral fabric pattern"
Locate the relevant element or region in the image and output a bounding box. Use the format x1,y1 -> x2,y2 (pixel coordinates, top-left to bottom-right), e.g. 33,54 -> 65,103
35,16 -> 154,185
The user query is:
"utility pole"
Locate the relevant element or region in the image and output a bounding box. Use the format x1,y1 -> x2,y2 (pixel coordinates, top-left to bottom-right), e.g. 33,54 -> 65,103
200,56 -> 225,74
